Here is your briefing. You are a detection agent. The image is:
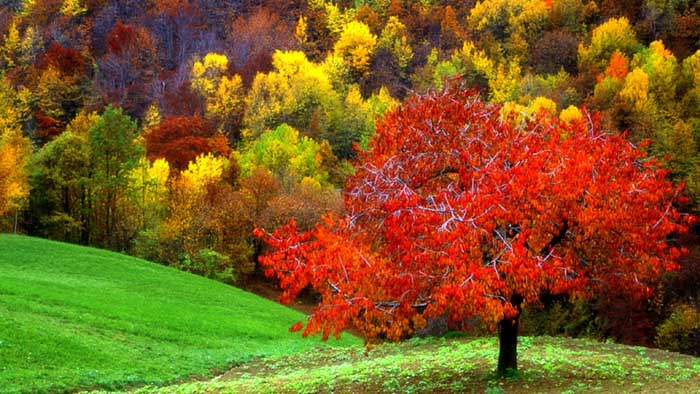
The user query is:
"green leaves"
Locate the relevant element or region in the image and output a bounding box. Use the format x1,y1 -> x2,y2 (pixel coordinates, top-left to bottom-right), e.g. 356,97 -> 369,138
239,124 -> 329,187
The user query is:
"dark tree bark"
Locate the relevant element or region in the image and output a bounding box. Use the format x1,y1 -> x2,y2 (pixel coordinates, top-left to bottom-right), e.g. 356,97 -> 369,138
497,294 -> 523,375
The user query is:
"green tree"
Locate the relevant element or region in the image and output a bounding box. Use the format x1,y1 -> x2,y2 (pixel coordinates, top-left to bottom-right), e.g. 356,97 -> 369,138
631,40 -> 678,110
0,21 -> 41,70
239,123 -> 329,188
28,126 -> 91,243
679,50 -> 700,118
578,17 -> 640,73
89,105 -> 143,249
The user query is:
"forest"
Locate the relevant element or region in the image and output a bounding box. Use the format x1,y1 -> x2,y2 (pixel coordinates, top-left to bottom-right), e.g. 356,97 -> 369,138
1,0 -> 700,359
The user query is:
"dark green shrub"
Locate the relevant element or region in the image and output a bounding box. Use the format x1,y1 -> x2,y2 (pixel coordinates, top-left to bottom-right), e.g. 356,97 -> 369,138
656,304 -> 700,356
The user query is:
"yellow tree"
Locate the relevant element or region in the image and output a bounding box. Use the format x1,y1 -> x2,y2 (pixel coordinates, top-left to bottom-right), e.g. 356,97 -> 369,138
333,21 -> 377,78
468,0 -> 550,59
619,67 -> 651,114
191,53 -> 245,138
128,158 -> 170,233
0,129 -> 31,229
0,77 -> 31,230
243,51 -> 340,142
560,105 -> 583,124
378,16 -> 413,72
162,153 -> 254,282
578,17 -> 640,73
0,21 -> 40,70
433,41 -> 495,90
631,40 -> 678,110
60,0 -> 87,17
295,15 -> 309,46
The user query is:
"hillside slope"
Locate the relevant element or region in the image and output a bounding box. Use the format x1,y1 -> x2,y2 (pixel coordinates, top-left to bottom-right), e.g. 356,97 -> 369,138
0,234 -> 359,393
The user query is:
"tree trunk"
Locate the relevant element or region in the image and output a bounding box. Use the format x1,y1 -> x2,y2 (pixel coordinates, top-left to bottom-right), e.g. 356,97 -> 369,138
497,294 -> 523,375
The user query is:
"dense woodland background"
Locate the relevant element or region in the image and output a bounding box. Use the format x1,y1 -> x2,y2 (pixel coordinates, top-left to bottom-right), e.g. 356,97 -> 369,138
1,0 -> 700,353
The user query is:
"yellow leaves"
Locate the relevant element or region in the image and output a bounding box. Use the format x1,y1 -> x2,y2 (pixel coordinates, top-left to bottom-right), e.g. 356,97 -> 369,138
243,72 -> 288,141
191,53 -> 229,97
61,0 -> 87,17
142,104 -> 161,131
64,110 -> 99,136
468,0 -> 549,48
128,158 -> 170,227
1,21 -> 39,69
272,51 -> 315,80
345,84 -> 365,110
333,21 -> 377,76
682,50 -> 700,88
681,50 -> 700,114
181,153 -> 229,192
649,40 -> 673,61
619,68 -> 650,112
500,97 -> 557,125
130,158 -> 170,195
378,16 -> 413,70
244,51 -> 341,141
239,123 -> 329,186
490,58 -> 522,102
0,78 -> 31,157
295,16 -> 308,45
461,41 -> 496,80
434,40 -> 496,90
210,74 -> 243,121
20,0 -> 35,16
150,158 -> 170,186
527,96 -> 557,116
1,21 -> 21,68
191,53 -> 244,132
0,129 -> 31,216
578,17 -> 639,71
632,40 -> 678,105
324,2 -> 356,34
501,101 -> 527,121
560,105 -> 583,124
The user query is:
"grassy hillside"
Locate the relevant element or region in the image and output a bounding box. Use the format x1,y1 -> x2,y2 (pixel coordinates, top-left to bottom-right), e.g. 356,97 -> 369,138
118,336 -> 700,394
0,234 -> 359,393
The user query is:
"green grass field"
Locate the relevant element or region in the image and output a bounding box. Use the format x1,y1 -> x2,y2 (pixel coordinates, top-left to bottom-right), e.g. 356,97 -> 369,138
114,335 -> 700,394
3,234 -> 700,394
0,234 -> 359,393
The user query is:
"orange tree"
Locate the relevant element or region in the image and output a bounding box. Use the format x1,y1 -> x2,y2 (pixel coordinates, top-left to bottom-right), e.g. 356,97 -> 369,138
256,86 -> 689,374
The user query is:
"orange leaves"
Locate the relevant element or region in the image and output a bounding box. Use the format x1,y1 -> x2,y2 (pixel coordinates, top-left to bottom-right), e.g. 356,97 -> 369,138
257,86 -> 690,344
598,51 -> 630,82
290,321 -> 304,332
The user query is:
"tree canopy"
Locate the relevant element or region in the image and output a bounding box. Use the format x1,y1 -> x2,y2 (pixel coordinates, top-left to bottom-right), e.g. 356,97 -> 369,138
258,86 -> 689,373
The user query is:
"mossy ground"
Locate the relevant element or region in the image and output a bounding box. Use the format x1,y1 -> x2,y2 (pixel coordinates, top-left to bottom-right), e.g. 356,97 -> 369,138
120,335 -> 700,394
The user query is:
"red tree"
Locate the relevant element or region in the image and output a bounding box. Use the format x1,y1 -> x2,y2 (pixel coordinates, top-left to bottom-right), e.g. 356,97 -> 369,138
144,115 -> 230,172
97,21 -> 156,118
257,87 -> 690,373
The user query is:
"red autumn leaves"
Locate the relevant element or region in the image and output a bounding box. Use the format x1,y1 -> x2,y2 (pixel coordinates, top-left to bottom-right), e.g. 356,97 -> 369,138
257,86 -> 689,343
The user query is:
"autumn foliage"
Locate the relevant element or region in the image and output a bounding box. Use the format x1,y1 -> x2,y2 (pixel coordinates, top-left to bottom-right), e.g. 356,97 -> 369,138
5,0 -> 700,359
144,115 -> 231,172
257,86 -> 689,371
